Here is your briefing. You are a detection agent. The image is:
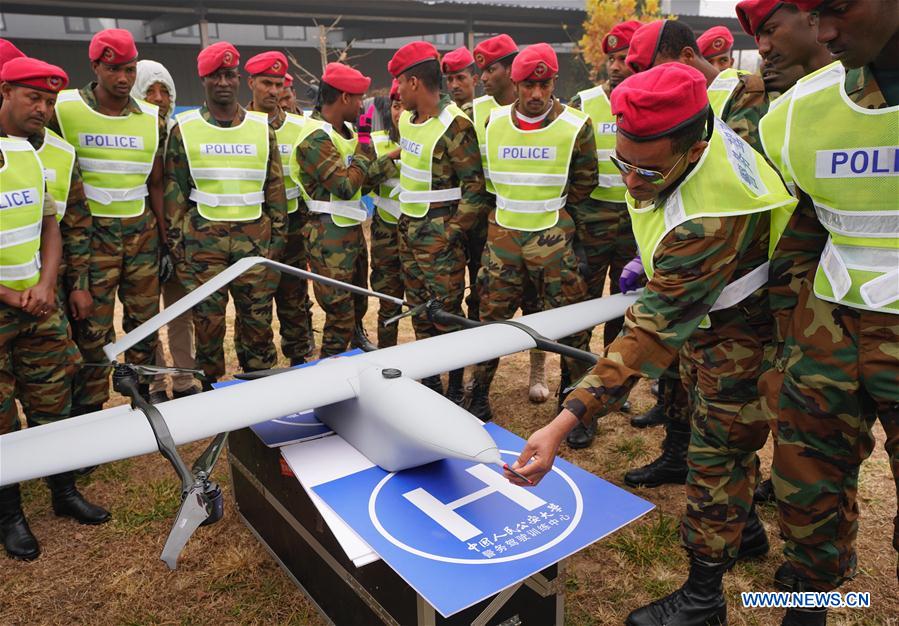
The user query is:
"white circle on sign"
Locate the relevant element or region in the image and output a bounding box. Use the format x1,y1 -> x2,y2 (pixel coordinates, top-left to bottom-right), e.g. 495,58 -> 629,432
367,449 -> 583,564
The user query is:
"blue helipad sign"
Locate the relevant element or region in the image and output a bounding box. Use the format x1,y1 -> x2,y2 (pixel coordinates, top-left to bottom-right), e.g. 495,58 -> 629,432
314,423 -> 654,617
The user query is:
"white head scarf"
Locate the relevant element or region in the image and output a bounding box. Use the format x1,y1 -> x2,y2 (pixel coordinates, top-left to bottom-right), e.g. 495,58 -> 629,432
131,59 -> 177,128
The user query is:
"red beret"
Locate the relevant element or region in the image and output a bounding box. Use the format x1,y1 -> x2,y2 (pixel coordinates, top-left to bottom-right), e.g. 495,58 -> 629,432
321,62 -> 371,94
602,21 -> 642,54
389,78 -> 400,101
388,41 -> 439,78
283,73 -> 293,88
245,51 -> 288,77
611,63 -> 709,140
1,57 -> 69,93
472,34 -> 519,70
782,0 -> 822,10
197,42 -> 240,77
625,20 -> 667,73
89,28 -> 138,65
697,26 -> 734,58
0,39 -> 25,73
736,0 -> 784,36
510,43 -> 558,82
441,47 -> 475,74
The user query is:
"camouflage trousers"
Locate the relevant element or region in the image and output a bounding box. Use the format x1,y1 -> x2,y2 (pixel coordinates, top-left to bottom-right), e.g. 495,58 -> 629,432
474,209 -> 591,388
71,212 -> 160,408
1,305 -> 80,435
464,213 -> 488,321
183,211 -> 277,380
761,283 -> 899,590
303,215 -> 368,357
150,276 -> 198,394
573,199 -> 637,346
397,211 -> 466,340
275,211 -> 314,362
370,212 -> 404,348
679,303 -> 773,560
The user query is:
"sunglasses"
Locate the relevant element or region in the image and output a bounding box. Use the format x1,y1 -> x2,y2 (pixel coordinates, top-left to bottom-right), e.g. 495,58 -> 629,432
609,151 -> 689,184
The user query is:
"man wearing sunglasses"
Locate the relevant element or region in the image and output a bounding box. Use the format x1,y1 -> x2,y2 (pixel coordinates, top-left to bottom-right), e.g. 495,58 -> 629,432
504,63 -> 796,626
756,1 -> 899,621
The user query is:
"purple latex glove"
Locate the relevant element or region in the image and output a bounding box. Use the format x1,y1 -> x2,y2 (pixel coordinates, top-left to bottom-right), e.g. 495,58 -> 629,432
619,256 -> 644,293
357,104 -> 374,145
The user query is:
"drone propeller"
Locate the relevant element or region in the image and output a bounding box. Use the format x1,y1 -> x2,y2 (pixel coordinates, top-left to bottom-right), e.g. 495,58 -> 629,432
233,367 -> 295,381
81,362 -> 206,379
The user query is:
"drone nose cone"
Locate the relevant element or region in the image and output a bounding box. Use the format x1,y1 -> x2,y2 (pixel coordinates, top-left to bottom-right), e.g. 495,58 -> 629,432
473,446 -> 502,466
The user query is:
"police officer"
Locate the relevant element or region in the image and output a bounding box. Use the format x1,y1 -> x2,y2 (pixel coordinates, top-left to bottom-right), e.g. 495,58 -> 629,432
471,44 -> 598,422
442,47 -> 479,109
50,29 -> 168,413
289,62 -> 373,358
697,25 -> 736,72
0,58 -> 110,561
279,73 -> 300,115
565,21 -> 641,448
245,51 -> 315,365
505,63 -> 796,626
759,1 -> 898,622
165,42 -> 287,386
387,41 -> 490,401
366,83 -> 404,348
470,34 -> 552,407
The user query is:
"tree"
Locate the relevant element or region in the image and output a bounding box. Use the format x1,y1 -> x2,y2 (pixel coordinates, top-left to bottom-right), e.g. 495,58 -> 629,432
578,0 -> 668,81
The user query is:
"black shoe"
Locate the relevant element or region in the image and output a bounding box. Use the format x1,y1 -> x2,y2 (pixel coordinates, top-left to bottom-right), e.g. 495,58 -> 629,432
780,576 -> 827,625
736,506 -> 769,563
45,473 -> 110,525
445,369 -> 465,406
566,420 -> 597,449
754,478 -> 776,504
172,386 -> 199,399
149,390 -> 170,405
774,561 -> 798,591
626,554 -> 729,626
630,403 -> 667,428
624,422 -> 689,488
289,357 -> 306,367
467,381 -> 493,422
621,400 -> 631,413
352,324 -> 378,352
201,377 -> 218,392
0,485 -> 40,561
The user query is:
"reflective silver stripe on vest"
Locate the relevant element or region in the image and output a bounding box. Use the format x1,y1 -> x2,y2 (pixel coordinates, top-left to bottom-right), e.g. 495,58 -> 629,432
189,167 -> 267,182
819,239 -> 852,301
188,189 -> 265,208
709,261 -> 769,312
495,195 -> 566,213
709,76 -> 739,93
285,186 -> 302,200
305,199 -> 368,222
400,162 -> 432,183
0,253 -> 41,280
489,171 -> 569,186
78,157 -> 153,175
374,195 -> 402,218
860,268 -> 899,309
0,221 -> 42,249
55,200 -> 67,216
83,183 -> 149,205
814,203 -> 899,238
385,178 -> 400,188
820,239 -> 899,309
596,149 -> 614,161
597,173 -> 625,188
398,188 -> 462,203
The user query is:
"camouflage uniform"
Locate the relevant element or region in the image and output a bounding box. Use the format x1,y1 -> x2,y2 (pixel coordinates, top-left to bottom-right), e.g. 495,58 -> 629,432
398,94 -> 490,341
248,103 -> 314,362
761,66 -> 899,590
568,84 -> 638,346
459,100 -> 490,320
294,110 -> 373,357
0,136 -> 76,435
565,208 -> 774,561
165,105 -> 287,381
474,99 -> 596,390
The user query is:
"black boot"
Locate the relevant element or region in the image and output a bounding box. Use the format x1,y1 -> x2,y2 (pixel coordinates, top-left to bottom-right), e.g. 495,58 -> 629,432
631,403 -> 667,428
445,369 -> 465,405
0,484 -> 40,561
736,506 -> 769,562
352,324 -> 378,352
289,357 -> 306,367
754,478 -> 776,504
624,422 -> 689,488
467,380 -> 493,422
45,473 -> 110,525
565,418 -> 597,449
626,554 -> 729,625
774,561 -> 798,591
781,577 -> 827,625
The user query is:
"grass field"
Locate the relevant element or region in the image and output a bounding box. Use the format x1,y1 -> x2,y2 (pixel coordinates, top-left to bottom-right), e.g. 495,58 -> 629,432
2,292 -> 896,625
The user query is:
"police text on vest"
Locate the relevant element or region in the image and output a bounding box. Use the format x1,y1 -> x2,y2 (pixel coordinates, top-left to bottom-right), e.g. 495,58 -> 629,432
816,147 -> 898,178
0,188 -> 38,210
498,146 -> 557,160
400,137 -> 423,156
79,133 -> 144,150
199,143 -> 257,156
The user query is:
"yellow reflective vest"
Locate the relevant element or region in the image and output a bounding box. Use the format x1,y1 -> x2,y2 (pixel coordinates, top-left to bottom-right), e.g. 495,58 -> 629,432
0,138 -> 46,290
576,85 -> 627,203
